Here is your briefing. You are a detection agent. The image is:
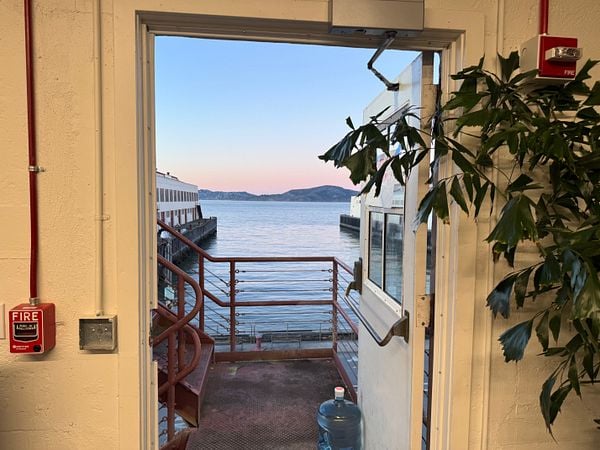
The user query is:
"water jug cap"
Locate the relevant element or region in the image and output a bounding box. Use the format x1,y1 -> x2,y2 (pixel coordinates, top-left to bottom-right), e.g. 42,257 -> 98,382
334,386 -> 345,400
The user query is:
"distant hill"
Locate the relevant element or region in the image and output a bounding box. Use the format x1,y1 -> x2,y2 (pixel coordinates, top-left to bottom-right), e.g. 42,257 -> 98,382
198,185 -> 358,202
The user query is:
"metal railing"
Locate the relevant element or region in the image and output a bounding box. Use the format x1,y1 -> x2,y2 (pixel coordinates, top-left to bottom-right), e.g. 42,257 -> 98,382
157,219 -> 360,397
152,255 -> 204,446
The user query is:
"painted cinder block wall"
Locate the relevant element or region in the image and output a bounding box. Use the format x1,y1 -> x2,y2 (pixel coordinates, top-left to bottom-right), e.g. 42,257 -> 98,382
0,1 -> 599,449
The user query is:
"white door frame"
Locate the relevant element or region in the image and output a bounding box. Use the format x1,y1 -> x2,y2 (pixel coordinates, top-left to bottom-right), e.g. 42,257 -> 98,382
121,4 -> 489,448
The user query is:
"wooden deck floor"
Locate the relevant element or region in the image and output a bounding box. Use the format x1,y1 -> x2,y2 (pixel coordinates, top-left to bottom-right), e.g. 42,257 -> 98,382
186,359 -> 343,450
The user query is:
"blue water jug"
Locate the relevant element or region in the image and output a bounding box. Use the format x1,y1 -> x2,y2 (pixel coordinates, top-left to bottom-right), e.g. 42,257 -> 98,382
317,386 -> 361,449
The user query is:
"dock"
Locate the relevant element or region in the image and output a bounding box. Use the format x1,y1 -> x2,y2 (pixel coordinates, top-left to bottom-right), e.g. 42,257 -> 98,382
339,214 -> 360,233
158,217 -> 217,263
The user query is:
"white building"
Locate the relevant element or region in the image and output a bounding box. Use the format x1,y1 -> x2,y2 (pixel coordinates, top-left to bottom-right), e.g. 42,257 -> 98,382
156,171 -> 200,227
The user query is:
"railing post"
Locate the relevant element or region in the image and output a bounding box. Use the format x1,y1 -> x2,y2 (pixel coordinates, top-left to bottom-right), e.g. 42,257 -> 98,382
177,275 -> 185,371
332,260 -> 338,353
199,254 -> 205,332
167,332 -> 176,441
229,260 -> 236,352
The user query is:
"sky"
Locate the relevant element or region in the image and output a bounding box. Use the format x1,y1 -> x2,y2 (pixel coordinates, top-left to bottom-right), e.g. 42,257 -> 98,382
155,37 -> 418,194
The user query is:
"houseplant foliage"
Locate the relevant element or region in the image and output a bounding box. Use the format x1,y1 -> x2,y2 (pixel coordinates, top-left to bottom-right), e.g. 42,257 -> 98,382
319,52 -> 600,432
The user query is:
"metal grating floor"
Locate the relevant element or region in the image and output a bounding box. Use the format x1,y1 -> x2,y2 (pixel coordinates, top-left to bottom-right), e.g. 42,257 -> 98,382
186,359 -> 343,450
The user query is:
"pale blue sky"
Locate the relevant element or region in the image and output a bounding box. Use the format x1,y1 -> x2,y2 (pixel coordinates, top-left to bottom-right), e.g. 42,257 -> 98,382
155,37 -> 418,194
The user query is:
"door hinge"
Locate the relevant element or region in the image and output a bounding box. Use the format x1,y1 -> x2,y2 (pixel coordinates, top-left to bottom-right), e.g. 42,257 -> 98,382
416,294 -> 431,328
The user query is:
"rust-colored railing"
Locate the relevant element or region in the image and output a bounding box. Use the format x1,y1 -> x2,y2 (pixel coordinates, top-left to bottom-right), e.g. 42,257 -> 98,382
152,255 -> 203,445
157,219 -> 360,397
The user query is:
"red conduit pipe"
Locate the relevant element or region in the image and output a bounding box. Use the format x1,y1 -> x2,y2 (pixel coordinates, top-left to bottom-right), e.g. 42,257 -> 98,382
539,0 -> 549,35
24,0 -> 40,303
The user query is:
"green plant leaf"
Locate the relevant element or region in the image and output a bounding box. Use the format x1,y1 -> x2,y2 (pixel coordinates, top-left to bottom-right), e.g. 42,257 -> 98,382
499,319 -> 533,362
583,346 -> 595,381
568,355 -> 582,397
487,274 -> 517,319
539,254 -> 561,287
451,148 -> 475,175
433,181 -> 450,224
536,310 -> 550,351
486,194 -> 537,248
456,109 -> 491,131
507,174 -> 542,193
473,180 -> 489,217
463,173 -> 474,201
562,250 -> 587,300
510,69 -> 538,85
498,51 -> 520,82
572,267 -> 600,319
514,267 -> 533,307
343,148 -> 377,185
414,187 -> 437,228
577,107 -> 600,121
540,375 -> 557,432
450,177 -> 469,214
549,312 -> 562,343
444,92 -> 483,112
549,383 -> 572,431
584,81 -> 600,105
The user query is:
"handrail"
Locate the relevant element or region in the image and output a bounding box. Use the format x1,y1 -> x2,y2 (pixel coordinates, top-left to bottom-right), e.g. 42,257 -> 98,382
158,219 -> 339,264
152,255 -> 204,442
160,219 -> 404,346
339,293 -> 409,345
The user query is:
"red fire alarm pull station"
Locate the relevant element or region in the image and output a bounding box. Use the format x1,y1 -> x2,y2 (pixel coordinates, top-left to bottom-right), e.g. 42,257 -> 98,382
9,303 -> 56,354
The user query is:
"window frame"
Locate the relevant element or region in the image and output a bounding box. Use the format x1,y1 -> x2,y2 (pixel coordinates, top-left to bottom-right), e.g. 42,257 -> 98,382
366,206 -> 406,307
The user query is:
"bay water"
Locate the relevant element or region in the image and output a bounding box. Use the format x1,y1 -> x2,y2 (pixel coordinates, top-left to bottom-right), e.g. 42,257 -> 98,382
180,200 -> 360,339
198,200 -> 359,261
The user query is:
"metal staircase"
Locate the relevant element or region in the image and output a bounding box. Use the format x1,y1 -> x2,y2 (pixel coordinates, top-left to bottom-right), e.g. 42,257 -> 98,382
152,255 -> 214,449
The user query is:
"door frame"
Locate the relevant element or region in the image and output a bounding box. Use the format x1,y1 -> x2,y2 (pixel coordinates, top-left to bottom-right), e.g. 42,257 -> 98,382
121,4 -> 490,448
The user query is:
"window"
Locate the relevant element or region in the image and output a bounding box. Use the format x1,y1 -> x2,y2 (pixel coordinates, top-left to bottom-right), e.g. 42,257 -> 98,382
368,212 -> 384,288
368,210 -> 405,305
384,214 -> 403,302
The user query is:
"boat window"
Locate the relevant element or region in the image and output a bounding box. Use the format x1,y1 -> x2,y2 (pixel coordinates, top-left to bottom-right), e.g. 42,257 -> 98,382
368,212 -> 384,288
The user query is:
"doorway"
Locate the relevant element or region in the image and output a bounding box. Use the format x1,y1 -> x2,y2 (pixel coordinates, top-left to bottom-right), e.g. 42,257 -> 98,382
131,9 -> 475,449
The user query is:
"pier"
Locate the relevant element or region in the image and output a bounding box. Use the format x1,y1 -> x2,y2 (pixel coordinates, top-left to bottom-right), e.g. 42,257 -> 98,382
339,213 -> 360,233
158,217 -> 217,263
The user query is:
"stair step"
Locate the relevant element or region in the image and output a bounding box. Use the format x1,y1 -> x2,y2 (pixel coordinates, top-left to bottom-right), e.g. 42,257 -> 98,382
157,342 -> 214,427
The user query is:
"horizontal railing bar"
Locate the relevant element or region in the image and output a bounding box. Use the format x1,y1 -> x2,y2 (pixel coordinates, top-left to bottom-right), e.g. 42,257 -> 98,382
238,268 -> 332,273
238,288 -> 331,293
234,299 -> 333,307
238,311 -> 332,317
236,278 -> 332,283
160,220 -> 339,263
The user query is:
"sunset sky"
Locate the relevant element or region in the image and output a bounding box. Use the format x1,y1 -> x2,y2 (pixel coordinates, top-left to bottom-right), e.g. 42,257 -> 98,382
155,37 -> 417,194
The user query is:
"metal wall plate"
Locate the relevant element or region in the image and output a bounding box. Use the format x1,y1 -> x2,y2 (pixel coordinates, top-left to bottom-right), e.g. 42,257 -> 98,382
79,316 -> 117,351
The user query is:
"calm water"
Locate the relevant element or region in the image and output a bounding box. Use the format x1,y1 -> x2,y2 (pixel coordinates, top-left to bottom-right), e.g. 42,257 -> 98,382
177,200 -> 360,338
198,200 -> 360,262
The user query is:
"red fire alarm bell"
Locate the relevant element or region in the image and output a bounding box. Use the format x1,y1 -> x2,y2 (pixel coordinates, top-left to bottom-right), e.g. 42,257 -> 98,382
9,303 -> 56,354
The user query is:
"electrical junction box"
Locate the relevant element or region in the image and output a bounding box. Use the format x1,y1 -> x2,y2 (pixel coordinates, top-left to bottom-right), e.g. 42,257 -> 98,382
520,35 -> 582,82
9,303 -> 56,354
79,316 -> 117,351
330,0 -> 423,36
